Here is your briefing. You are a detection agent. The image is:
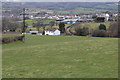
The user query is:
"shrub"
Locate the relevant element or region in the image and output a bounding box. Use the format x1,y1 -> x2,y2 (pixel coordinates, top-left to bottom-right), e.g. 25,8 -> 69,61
92,29 -> 107,37
99,24 -> 106,30
75,26 -> 89,36
59,22 -> 65,33
107,22 -> 120,38
2,35 -> 25,44
49,21 -> 55,27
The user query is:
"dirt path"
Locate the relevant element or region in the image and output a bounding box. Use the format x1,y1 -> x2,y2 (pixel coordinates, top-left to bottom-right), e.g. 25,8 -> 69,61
65,24 -> 76,35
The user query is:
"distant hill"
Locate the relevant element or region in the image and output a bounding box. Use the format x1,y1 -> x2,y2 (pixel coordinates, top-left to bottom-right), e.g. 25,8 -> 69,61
2,2 -> 118,14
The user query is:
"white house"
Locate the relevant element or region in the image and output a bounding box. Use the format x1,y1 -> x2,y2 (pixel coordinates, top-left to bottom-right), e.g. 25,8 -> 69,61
105,13 -> 110,21
45,29 -> 60,35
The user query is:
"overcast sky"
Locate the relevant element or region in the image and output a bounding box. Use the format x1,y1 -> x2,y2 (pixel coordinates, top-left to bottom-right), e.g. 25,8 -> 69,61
2,0 -> 120,2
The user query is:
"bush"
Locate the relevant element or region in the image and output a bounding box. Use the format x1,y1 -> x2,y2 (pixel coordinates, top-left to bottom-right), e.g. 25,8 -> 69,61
92,29 -> 107,37
49,21 -> 55,27
59,22 -> 65,33
99,24 -> 106,30
75,26 -> 89,36
2,35 -> 25,44
108,22 -> 120,38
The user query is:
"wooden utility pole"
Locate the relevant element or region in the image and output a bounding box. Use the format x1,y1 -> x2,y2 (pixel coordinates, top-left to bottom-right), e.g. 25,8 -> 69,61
20,8 -> 28,33
22,8 -> 26,33
20,8 -> 29,42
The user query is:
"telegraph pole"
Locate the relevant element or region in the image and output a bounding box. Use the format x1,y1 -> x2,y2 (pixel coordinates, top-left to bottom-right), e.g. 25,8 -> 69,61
20,8 -> 28,33
23,8 -> 26,33
20,8 -> 29,42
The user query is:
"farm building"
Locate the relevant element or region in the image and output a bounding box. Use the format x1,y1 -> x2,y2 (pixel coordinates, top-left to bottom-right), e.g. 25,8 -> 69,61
45,29 -> 60,35
27,25 -> 33,28
63,19 -> 79,24
96,13 -> 110,21
23,31 -> 42,35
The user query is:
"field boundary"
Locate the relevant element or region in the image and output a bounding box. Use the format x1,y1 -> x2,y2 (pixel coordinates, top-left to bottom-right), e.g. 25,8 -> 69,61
1,35 -> 25,44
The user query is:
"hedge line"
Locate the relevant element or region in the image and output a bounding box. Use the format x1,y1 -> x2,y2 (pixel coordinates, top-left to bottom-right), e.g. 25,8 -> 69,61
1,35 -> 25,44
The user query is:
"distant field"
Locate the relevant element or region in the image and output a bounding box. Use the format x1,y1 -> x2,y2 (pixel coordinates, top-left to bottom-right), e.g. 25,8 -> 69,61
2,35 -> 118,78
2,2 -> 118,15
80,22 -> 111,28
17,20 -> 37,25
56,8 -> 108,14
70,22 -> 111,32
17,19 -> 54,25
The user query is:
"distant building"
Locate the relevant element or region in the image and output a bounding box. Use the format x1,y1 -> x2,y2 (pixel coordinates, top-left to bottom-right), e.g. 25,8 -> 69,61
96,17 -> 105,22
45,29 -> 60,35
27,25 -> 33,28
23,31 -> 42,35
56,19 -> 64,25
63,19 -> 79,24
26,15 -> 34,19
97,13 -> 110,21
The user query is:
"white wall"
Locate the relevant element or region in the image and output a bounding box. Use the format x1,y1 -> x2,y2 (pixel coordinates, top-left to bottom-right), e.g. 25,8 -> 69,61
45,31 -> 54,35
45,30 -> 60,35
53,30 -> 60,35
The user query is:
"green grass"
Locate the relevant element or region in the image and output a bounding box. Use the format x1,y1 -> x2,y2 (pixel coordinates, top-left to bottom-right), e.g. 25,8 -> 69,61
80,22 -> 111,29
40,19 -> 54,24
17,19 -> 54,26
17,20 -> 37,25
2,35 -> 118,78
2,34 -> 22,37
56,8 -> 109,14
70,22 -> 112,32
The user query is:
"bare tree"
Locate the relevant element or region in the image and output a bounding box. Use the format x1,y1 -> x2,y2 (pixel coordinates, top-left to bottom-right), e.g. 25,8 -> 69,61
33,21 -> 43,31
2,17 -> 20,32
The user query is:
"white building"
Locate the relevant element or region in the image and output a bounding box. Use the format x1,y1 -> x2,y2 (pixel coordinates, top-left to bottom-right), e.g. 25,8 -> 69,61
23,31 -> 42,35
105,13 -> 110,21
45,29 -> 60,35
27,25 -> 33,28
98,13 -> 110,21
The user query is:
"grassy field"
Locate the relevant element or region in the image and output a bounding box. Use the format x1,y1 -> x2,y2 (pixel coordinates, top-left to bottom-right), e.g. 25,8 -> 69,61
70,22 -> 111,33
17,20 -> 37,25
2,35 -> 118,78
17,19 -> 54,25
2,34 -> 22,37
80,22 -> 111,29
56,8 -> 109,14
